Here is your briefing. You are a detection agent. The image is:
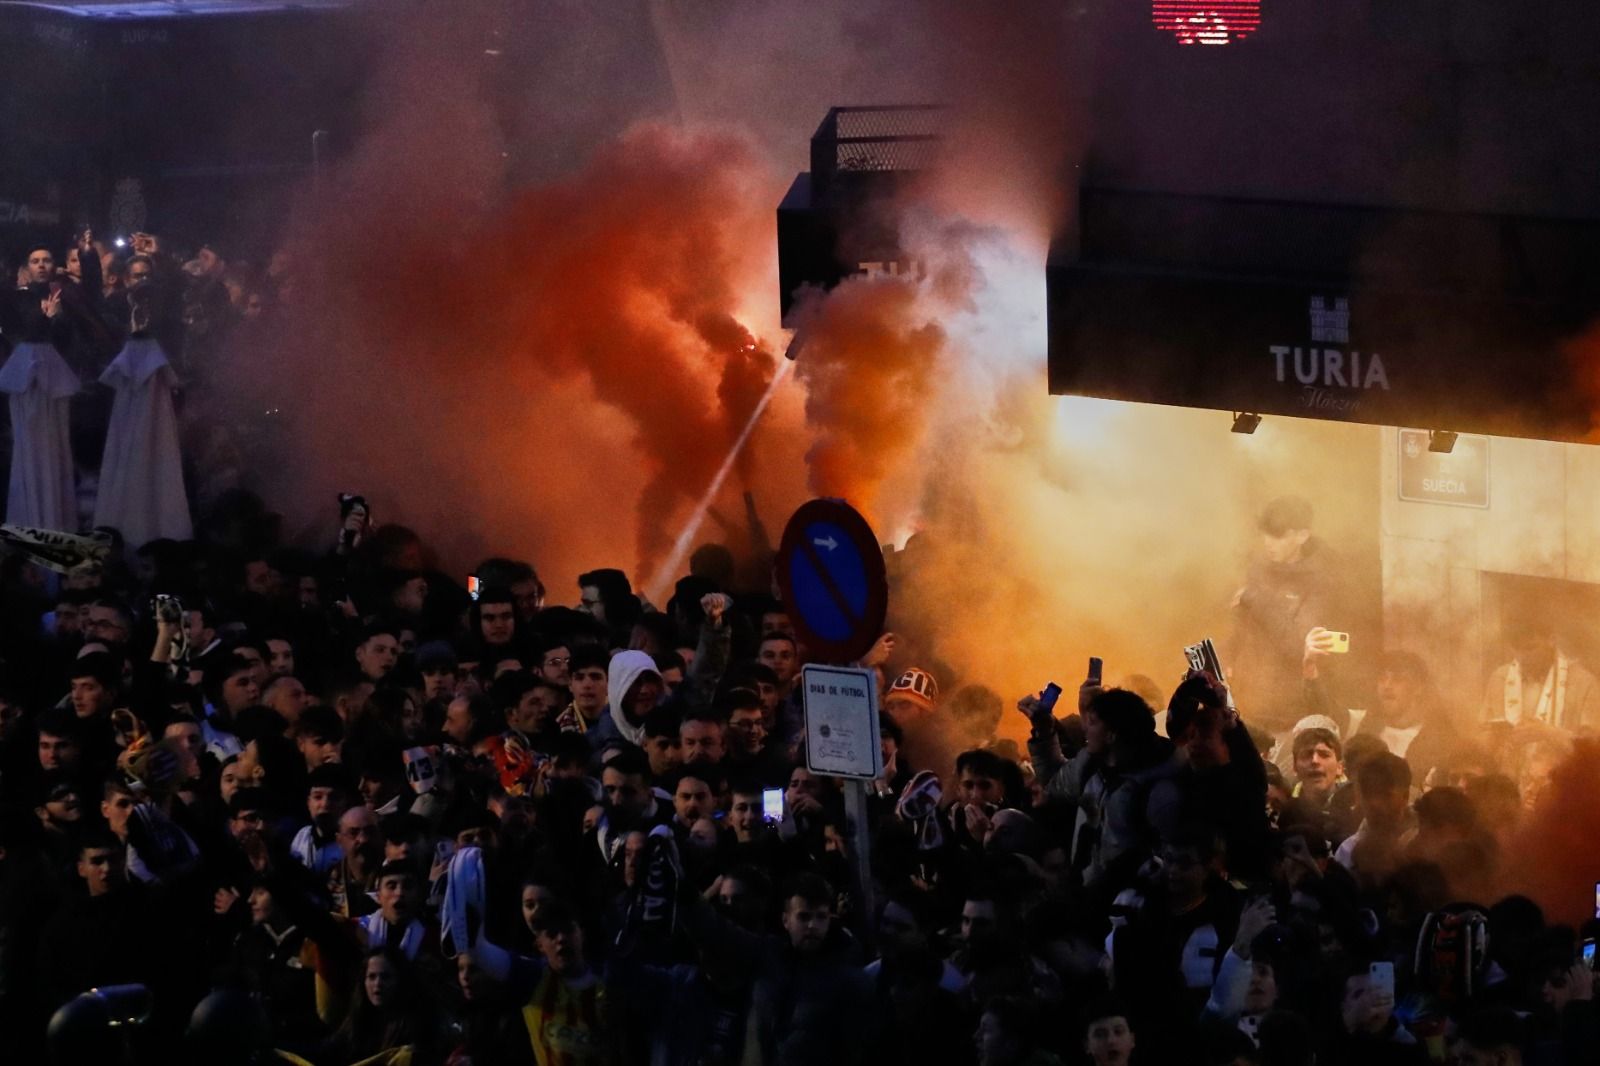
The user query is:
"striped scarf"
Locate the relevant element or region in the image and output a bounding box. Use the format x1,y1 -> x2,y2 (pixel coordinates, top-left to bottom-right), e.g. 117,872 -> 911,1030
1504,654 -> 1569,727
358,913 -> 424,959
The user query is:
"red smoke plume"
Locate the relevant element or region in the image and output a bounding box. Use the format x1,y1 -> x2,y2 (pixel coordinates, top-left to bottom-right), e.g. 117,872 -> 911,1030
259,114 -> 791,579
1502,739 -> 1600,927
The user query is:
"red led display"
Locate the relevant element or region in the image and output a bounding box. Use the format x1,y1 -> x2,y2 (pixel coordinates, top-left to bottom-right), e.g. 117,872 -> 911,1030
1152,1 -> 1261,45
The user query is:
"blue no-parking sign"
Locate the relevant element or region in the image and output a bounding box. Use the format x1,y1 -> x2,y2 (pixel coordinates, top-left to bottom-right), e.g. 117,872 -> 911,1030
774,498 -> 888,664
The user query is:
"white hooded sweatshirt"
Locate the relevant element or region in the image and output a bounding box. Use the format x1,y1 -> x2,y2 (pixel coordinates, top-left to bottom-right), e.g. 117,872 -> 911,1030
606,649 -> 661,747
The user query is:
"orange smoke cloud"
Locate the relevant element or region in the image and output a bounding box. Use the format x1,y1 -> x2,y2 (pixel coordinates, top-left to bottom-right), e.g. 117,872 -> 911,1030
1502,739 -> 1600,927
253,113 -> 795,581
228,0 -> 1098,596
790,276 -> 946,518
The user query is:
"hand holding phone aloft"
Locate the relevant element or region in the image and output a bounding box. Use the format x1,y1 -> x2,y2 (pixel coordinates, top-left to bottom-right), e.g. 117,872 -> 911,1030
1304,627 -> 1351,661
1017,685 -> 1058,729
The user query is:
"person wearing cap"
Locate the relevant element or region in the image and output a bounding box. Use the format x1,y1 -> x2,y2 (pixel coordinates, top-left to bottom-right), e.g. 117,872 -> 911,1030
885,666 -> 939,724
415,640 -> 459,702
1283,720 -> 1361,846
884,666 -> 941,772
32,771 -> 85,884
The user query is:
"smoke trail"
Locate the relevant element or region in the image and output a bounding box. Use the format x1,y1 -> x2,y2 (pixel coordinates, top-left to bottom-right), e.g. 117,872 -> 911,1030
647,356 -> 795,602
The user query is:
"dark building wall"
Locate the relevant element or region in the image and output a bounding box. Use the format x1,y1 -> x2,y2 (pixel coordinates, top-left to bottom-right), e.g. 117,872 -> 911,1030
1083,0 -> 1600,217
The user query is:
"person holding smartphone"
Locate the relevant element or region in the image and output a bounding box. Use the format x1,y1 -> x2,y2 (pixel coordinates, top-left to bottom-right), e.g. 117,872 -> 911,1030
1331,959 -> 1426,1062
1228,495 -> 1346,741
1300,644 -> 1463,787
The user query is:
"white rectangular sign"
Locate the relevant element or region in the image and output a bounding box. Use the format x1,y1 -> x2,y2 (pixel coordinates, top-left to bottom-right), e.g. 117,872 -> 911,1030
801,664 -> 882,780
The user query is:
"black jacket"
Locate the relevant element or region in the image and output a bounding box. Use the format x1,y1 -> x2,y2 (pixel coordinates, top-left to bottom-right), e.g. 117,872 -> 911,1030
682,897 -> 875,1066
1230,537 -> 1342,733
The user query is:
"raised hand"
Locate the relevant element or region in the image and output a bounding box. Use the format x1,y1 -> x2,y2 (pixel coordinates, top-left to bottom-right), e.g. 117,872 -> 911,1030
862,631 -> 897,669
700,593 -> 733,626
1232,896 -> 1277,958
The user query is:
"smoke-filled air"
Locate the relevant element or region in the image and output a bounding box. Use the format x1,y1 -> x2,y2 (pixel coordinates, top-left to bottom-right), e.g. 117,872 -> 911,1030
224,0 -> 1591,919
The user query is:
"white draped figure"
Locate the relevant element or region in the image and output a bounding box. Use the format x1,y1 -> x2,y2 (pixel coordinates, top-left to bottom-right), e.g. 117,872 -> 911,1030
93,335 -> 192,546
0,341 -> 78,531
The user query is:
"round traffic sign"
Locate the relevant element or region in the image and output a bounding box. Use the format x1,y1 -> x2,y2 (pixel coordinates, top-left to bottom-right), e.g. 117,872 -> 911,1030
774,498 -> 889,664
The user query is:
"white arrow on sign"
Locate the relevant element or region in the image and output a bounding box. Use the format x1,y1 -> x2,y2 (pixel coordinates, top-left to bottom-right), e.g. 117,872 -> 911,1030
813,535 -> 838,551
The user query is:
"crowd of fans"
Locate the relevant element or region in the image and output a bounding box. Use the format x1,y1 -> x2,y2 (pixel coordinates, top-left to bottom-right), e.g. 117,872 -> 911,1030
0,227 -> 1596,1066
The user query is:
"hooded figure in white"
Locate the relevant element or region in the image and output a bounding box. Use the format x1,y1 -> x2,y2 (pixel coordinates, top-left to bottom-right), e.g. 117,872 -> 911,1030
92,289 -> 191,546
590,649 -> 662,749
0,341 -> 77,530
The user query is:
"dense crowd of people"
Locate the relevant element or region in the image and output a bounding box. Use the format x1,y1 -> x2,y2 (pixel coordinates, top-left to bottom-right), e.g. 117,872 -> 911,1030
0,227 -> 1597,1066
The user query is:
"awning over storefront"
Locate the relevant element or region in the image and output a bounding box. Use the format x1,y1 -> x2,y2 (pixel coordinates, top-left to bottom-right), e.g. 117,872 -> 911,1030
1047,188 -> 1600,444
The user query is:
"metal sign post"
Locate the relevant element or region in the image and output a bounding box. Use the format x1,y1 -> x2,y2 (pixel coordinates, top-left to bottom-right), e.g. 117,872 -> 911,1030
800,663 -> 882,929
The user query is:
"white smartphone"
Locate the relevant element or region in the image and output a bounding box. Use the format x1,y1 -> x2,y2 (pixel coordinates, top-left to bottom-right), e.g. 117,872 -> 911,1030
1369,961 -> 1395,999
761,787 -> 784,823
